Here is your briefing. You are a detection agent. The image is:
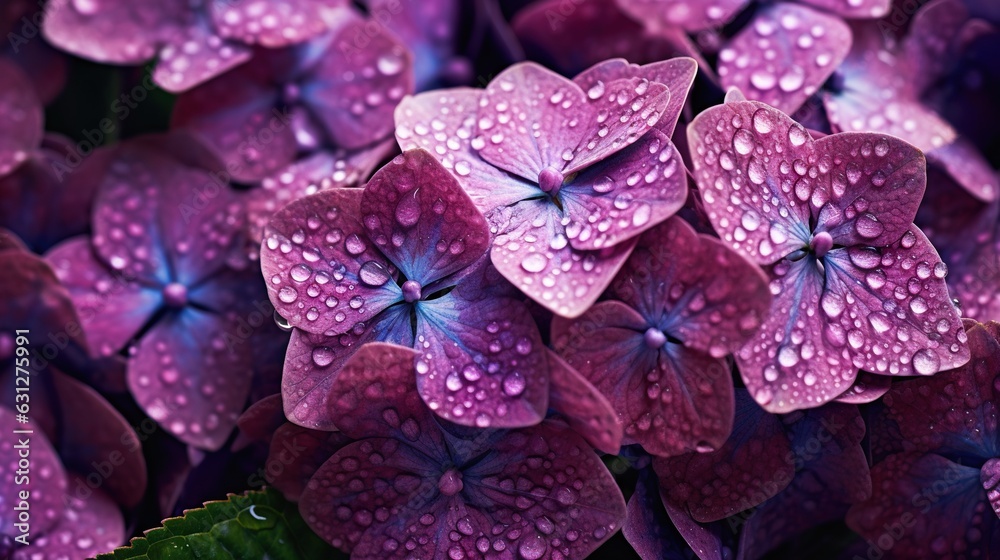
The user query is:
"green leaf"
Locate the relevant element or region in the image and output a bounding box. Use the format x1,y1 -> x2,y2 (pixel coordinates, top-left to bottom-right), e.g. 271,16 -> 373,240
96,488 -> 342,560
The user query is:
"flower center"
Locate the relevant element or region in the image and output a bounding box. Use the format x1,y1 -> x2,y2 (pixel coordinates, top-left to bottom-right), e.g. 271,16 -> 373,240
643,327 -> 668,349
162,282 -> 188,308
810,231 -> 834,258
402,280 -> 422,303
538,167 -> 564,196
438,469 -> 464,496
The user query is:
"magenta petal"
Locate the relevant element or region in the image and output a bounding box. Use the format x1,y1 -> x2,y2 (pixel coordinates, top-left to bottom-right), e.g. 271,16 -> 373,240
613,217 -> 772,356
361,150 -> 490,283
15,488 -> 124,559
41,0 -> 180,64
0,408 -> 66,539
414,292 -> 548,428
0,59 -> 41,177
237,393 -> 285,442
46,237 -> 161,358
546,350 -> 623,454
327,343 -> 444,450
654,391 -> 793,522
302,15 -> 414,150
260,188 -> 402,337
128,308 -> 251,450
823,227 -> 968,376
559,130 -> 687,251
54,372 -> 147,508
926,139 -> 999,203
573,57 -> 698,138
879,320 -> 998,457
737,258 -> 857,412
171,73 -> 296,183
298,437 -> 441,552
266,422 -> 351,501
552,301 -> 735,456
797,0 -> 890,18
984,458 -> 1000,519
464,421 -> 627,557
624,469 -> 718,559
394,89 -> 539,211
208,0 -> 346,47
814,133 -> 926,248
152,20 -> 252,93
688,99 -> 814,265
834,371 -> 892,403
617,0 -> 750,31
847,452 -> 997,557
719,5 -> 851,114
490,198 -> 638,318
475,62 -> 592,181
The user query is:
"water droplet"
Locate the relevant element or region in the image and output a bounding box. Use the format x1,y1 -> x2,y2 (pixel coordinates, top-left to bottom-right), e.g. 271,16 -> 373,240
395,191 -> 421,227
912,349 -> 940,374
503,372 -> 526,396
312,347 -> 335,367
278,286 -> 298,303
521,253 -> 547,273
752,108 -> 775,134
359,261 -> 392,287
854,213 -> 884,239
747,157 -> 767,185
733,129 -> 755,155
787,124 -> 807,147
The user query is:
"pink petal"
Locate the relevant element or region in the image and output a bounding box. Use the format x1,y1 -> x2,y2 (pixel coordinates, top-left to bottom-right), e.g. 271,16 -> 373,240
546,350 -> 623,454
153,18 -> 252,93
394,88 -> 538,211
0,408 -> 66,539
208,0 -> 348,47
797,0 -> 890,19
616,0 -> 750,32
0,59 -> 42,177
15,488 -> 124,559
719,5 -> 851,114
834,371 -> 892,403
42,0 -> 183,64
265,422 -> 350,501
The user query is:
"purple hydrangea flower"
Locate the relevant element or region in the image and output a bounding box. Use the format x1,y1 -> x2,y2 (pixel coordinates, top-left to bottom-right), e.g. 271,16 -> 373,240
551,217 -> 771,457
261,149 -> 551,430
293,342 -> 627,558
847,320 -> 1000,556
45,138 -> 260,450
394,59 -> 694,317
42,0 -> 354,92
688,95 -> 969,412
171,9 -> 412,184
822,20 -> 998,201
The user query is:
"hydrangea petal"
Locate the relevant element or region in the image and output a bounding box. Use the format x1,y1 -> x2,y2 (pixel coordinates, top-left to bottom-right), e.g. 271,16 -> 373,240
718,5 -> 850,114
152,18 -> 252,93
559,130 -> 687,251
208,0 -> 346,47
624,469 -> 712,559
53,372 -> 147,508
846,452 -> 999,557
834,371 -> 892,403
414,292 -> 548,428
737,258 -> 857,412
823,226 -> 969,377
738,405 -> 871,560
573,57 -> 699,138
553,301 -> 735,457
878,320 -> 998,458
171,74 -> 296,183
361,150 -> 490,284
984,458 -> 1000,519
0,409 -> 66,539
394,88 -> 539,211
41,0 -> 181,64
0,59 -> 42,177
14,488 -> 124,559
281,307 -> 412,430
612,217 -> 771,357
926,139 -> 999,203
489,198 -> 638,318
366,0 -> 460,89
128,308 -> 251,450
616,0 -> 750,32
300,437 -> 444,552
688,99 -> 815,265
265,422 -> 351,501
475,62 -> 592,181
261,188 -> 403,337
654,391 -> 793,522
46,237 -> 161,358
301,15 -> 414,150
545,350 -> 622,454
814,133 -> 926,248
327,343 -> 444,450
463,421 -> 627,558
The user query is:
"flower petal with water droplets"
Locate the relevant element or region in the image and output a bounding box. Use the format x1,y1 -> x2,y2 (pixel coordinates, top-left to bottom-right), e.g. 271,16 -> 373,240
0,59 -> 42,178
208,0 -> 347,47
546,350 -> 623,454
0,408 -> 66,539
